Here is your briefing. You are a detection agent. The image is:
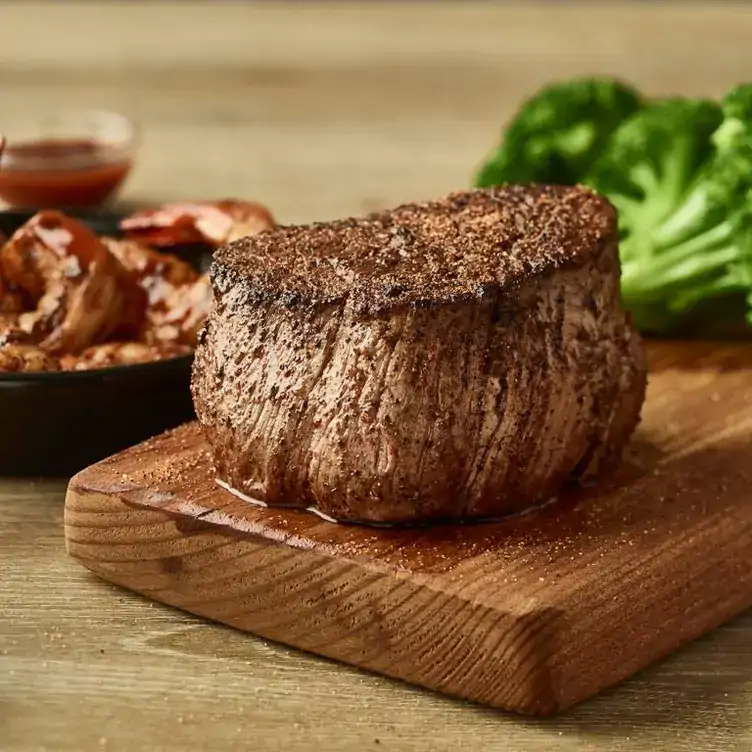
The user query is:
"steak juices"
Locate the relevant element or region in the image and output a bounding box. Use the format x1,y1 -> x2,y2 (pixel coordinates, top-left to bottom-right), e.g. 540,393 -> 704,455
191,186 -> 646,524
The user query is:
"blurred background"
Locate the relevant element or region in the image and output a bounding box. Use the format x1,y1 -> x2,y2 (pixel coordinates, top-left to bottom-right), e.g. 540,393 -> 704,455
2,0 -> 751,223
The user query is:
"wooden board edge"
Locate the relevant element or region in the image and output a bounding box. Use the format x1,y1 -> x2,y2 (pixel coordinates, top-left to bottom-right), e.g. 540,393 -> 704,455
62,466 -> 752,716
550,539 -> 752,710
64,483 -> 570,716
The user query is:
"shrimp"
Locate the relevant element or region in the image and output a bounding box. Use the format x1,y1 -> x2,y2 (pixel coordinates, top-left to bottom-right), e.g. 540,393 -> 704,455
0,342 -> 60,372
101,237 -> 210,345
1,238 -> 31,337
145,273 -> 213,347
0,319 -> 30,346
0,319 -> 56,374
102,237 -> 198,308
0,211 -> 147,354
0,223 -> 24,317
119,199 -> 275,248
60,340 -> 191,371
116,200 -> 272,346
0,273 -> 24,316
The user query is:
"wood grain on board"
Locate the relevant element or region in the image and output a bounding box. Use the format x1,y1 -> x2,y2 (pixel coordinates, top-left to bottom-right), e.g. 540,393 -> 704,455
64,342 -> 752,716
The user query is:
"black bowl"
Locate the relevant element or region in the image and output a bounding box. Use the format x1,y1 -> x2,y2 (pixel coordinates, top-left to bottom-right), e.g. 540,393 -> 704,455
0,209 -> 212,477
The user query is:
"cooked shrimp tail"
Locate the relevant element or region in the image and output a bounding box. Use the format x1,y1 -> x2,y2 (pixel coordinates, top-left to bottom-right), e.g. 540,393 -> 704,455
0,211 -> 146,354
61,341 -> 191,371
0,342 -> 60,373
119,199 -> 275,248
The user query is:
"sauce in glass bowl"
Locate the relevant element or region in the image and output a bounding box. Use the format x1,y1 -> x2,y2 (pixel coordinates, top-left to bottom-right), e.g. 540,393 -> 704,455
0,110 -> 136,209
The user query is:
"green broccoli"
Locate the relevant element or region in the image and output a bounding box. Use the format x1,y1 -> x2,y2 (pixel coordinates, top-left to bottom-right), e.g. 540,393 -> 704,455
712,83 -> 752,151
595,125 -> 752,333
475,77 -> 643,187
585,98 -> 722,240
474,80 -> 752,336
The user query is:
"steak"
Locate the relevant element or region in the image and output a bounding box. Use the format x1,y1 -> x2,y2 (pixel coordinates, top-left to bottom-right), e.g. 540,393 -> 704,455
192,185 -> 646,524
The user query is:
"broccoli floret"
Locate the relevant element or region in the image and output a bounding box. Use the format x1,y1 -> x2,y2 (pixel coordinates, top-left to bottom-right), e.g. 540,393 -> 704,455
475,77 -> 643,187
712,83 -> 752,151
614,139 -> 752,333
586,98 -> 722,242
472,79 -> 752,335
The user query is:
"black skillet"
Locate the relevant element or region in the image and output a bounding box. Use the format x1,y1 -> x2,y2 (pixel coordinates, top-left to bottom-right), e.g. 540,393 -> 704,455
0,210 -> 213,477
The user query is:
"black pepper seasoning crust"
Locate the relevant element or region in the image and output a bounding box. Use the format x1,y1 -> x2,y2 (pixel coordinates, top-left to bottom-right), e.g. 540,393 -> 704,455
211,185 -> 616,314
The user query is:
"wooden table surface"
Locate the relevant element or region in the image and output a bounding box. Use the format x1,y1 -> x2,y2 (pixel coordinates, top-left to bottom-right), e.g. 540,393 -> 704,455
1,2 -> 751,750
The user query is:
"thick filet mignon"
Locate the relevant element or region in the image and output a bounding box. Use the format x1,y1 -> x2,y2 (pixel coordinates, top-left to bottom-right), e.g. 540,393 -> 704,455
192,186 -> 646,524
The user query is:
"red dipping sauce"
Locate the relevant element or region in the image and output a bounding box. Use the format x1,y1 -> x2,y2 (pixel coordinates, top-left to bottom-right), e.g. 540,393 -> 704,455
0,111 -> 136,209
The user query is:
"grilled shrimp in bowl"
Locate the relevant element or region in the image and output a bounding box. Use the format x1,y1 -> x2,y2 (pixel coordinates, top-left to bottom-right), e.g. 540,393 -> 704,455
0,199 -> 275,475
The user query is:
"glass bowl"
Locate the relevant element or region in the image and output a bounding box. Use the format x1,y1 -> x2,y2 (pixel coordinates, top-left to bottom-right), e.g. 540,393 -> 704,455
0,109 -> 138,210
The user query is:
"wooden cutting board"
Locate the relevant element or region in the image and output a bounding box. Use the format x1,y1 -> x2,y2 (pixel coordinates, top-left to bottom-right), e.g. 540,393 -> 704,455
64,342 -> 752,716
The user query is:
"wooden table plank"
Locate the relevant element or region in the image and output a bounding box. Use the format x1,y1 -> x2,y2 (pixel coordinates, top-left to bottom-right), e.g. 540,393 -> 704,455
1,2 -> 751,750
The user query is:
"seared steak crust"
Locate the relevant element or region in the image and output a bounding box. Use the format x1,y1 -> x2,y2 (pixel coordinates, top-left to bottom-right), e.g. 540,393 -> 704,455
211,185 -> 615,314
192,186 -> 646,524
